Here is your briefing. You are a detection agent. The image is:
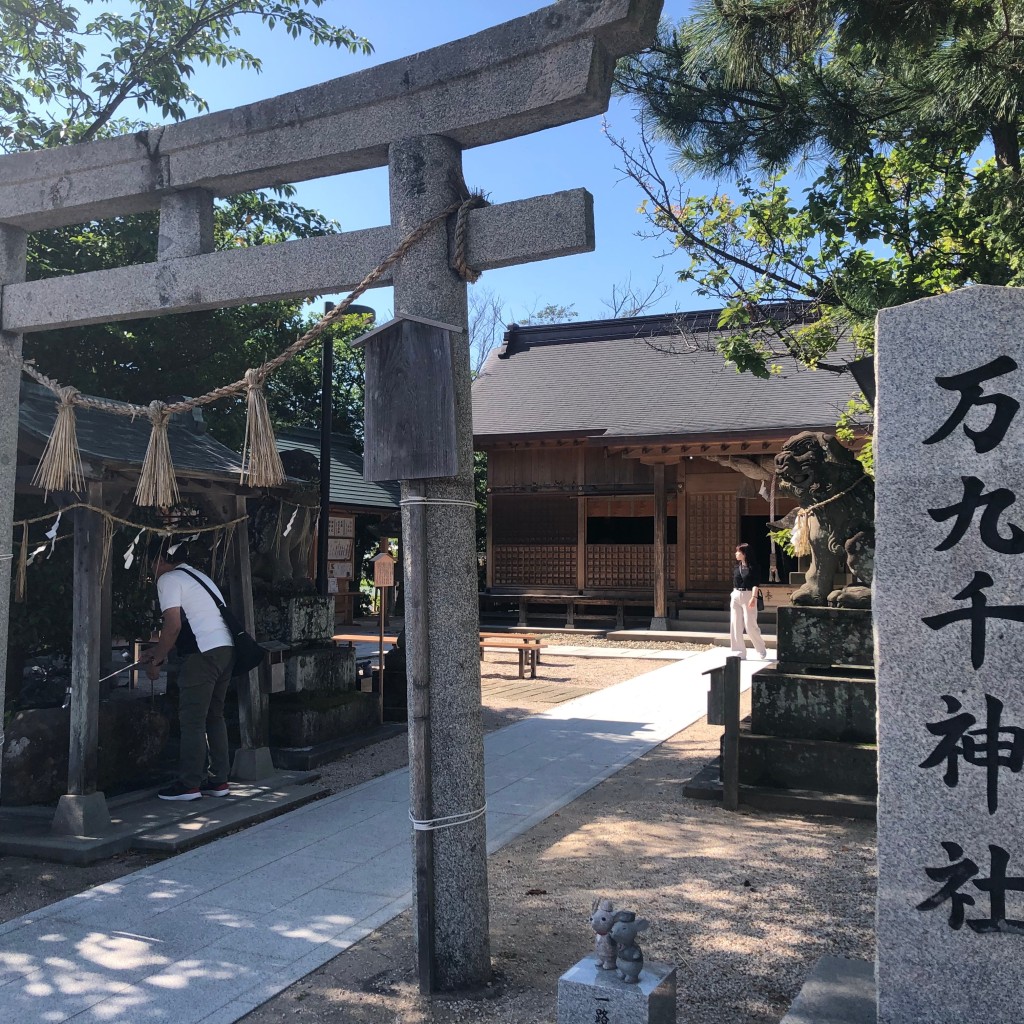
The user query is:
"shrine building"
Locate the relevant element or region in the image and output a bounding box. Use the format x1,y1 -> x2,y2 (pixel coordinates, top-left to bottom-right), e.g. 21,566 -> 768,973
472,306 -> 860,627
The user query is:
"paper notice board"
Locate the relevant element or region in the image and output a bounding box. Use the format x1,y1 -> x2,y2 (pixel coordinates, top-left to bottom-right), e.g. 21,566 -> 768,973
328,515 -> 355,538
328,538 -> 353,560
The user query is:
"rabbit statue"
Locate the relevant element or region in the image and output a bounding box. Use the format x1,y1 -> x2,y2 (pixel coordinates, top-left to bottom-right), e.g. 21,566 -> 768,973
590,898 -> 619,970
610,914 -> 649,984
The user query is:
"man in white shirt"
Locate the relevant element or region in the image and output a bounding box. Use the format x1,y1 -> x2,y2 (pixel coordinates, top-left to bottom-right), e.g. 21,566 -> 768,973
141,541 -> 235,801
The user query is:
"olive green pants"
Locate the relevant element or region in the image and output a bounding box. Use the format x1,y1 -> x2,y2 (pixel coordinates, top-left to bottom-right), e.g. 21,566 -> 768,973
178,646 -> 234,789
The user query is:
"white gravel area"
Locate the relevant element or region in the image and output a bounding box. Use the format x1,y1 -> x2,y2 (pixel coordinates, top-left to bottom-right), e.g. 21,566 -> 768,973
0,652 -> 876,1024
242,682 -> 877,1024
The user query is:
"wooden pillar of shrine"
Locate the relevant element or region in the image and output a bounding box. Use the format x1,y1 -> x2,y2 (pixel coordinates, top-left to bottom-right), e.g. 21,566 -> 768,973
650,463 -> 668,630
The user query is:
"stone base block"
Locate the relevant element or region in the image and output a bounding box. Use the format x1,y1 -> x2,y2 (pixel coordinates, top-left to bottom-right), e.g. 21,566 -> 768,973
51,792 -> 111,837
738,732 -> 877,797
255,595 -> 333,645
777,606 -> 873,667
557,956 -> 676,1024
781,955 -> 875,1023
751,668 -> 877,743
284,646 -> 356,693
269,691 -> 379,747
231,746 -> 276,781
2,703 -> 169,806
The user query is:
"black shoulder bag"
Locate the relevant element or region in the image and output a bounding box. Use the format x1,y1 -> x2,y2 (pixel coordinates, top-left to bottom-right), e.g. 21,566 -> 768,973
175,568 -> 267,677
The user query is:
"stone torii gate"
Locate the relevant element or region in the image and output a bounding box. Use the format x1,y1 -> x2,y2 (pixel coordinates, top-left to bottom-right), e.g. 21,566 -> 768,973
0,0 -> 662,992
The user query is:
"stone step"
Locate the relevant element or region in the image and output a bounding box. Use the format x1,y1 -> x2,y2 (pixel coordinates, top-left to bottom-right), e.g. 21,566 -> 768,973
682,760 -> 876,820
676,607 -> 777,626
738,731 -> 878,798
606,628 -> 776,645
751,668 -> 877,743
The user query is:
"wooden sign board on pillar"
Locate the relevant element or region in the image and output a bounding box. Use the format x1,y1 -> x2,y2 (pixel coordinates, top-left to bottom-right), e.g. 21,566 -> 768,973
358,314 -> 460,482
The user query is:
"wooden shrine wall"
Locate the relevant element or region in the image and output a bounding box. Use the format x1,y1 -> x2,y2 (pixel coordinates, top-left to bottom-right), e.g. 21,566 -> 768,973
484,449 -> 798,593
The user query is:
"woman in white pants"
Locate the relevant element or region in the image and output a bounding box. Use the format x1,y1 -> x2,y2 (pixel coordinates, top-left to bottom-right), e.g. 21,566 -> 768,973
730,543 -> 768,660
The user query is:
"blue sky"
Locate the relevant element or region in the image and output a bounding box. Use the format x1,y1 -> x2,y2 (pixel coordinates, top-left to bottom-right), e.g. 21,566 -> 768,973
177,0 -> 702,326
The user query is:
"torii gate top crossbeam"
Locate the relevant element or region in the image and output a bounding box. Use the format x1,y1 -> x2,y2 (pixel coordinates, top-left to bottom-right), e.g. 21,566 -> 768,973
0,0 -> 661,232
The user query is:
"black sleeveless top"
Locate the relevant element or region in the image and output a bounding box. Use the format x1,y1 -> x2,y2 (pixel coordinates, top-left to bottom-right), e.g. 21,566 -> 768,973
732,563 -> 759,590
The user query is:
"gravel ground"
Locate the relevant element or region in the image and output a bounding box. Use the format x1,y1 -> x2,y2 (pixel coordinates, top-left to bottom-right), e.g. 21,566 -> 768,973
535,633 -> 713,652
242,688 -> 877,1024
0,652 -> 877,1024
314,652 -> 668,794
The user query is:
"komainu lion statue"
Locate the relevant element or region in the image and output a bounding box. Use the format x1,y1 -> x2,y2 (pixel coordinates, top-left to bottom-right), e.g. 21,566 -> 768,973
774,431 -> 874,608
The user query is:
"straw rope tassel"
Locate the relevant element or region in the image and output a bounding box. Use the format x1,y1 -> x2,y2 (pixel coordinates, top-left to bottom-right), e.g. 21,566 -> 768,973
241,368 -> 285,488
32,386 -> 85,495
15,522 -> 27,602
791,509 -> 812,557
99,514 -> 115,584
135,401 -> 180,508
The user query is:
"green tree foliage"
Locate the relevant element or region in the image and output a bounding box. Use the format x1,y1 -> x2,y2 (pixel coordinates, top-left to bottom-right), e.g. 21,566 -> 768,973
615,0 -> 1024,378
3,2 -> 372,673
6,0 -> 372,442
0,0 -> 369,150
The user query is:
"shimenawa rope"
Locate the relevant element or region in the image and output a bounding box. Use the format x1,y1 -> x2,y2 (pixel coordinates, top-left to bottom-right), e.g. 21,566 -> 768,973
13,193 -> 489,506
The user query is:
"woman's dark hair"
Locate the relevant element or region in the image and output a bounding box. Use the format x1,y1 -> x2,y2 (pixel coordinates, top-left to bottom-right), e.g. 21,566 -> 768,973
735,542 -> 756,566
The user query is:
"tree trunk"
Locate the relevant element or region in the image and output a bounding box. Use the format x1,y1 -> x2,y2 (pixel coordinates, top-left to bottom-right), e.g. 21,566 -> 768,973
991,118 -> 1021,174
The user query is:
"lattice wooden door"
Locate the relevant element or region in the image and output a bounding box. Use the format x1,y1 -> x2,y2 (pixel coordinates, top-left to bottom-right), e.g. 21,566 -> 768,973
686,492 -> 738,588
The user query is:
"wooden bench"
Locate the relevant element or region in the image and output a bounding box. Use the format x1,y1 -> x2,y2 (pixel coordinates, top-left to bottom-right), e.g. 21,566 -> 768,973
479,638 -> 549,679
478,631 -> 543,664
332,633 -> 399,649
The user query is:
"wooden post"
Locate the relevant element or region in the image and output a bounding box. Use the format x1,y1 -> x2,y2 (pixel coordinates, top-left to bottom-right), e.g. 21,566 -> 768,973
317,303 -> 334,596
677,469 -> 688,595
52,482 -> 112,836
229,494 -> 274,780
576,492 -> 587,592
99,549 -> 114,686
650,463 -> 668,629
722,655 -> 741,811
577,444 -> 587,592
377,587 -> 386,722
485,486 -> 494,590
0,225 -> 26,807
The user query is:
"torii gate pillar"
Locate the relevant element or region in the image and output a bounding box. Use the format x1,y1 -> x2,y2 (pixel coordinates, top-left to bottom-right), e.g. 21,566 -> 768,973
389,135 -> 491,991
0,225 -> 26,804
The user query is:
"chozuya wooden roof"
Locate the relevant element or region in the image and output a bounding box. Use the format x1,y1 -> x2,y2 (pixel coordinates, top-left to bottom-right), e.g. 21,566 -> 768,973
472,304 -> 861,450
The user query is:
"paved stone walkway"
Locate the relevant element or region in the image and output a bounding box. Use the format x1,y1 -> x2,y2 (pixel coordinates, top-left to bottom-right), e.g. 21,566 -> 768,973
0,647 -> 768,1023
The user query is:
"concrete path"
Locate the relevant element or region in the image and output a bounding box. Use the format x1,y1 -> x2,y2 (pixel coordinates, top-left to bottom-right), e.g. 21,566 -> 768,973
0,646 -> 768,1024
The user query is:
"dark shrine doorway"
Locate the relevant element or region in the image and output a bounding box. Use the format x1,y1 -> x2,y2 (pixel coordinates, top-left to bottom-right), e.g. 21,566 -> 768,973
740,514 -> 796,584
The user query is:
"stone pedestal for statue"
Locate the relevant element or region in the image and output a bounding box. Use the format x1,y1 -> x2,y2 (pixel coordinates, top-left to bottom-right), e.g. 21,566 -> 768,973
381,634 -> 407,722
258,594 -> 379,769
687,605 -> 877,817
557,956 -> 676,1024
739,606 -> 877,808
